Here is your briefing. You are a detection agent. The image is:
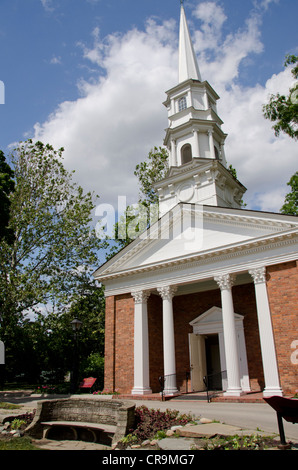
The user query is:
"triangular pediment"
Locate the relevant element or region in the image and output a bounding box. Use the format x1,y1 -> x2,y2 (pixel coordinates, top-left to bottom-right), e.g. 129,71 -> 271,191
93,204 -> 298,281
190,306 -> 243,327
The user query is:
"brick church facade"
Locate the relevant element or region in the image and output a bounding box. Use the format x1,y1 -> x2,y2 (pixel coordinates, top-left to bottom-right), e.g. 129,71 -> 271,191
94,6 -> 298,399
103,261 -> 297,397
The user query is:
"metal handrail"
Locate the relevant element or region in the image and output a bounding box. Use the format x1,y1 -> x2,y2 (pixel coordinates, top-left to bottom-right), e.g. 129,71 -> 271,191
203,370 -> 227,403
159,371 -> 190,401
159,369 -> 226,402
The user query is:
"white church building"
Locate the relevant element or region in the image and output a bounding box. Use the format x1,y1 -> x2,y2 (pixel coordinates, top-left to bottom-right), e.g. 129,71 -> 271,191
94,5 -> 298,400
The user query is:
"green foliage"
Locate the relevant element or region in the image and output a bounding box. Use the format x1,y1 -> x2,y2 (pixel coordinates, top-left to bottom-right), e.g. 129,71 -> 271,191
0,150 -> 14,244
280,171 -> 298,215
80,352 -> 104,389
134,146 -> 169,206
200,433 -> 275,451
0,436 -> 39,450
263,55 -> 298,140
11,418 -> 26,430
0,140 -> 106,382
228,164 -> 238,180
0,402 -> 22,410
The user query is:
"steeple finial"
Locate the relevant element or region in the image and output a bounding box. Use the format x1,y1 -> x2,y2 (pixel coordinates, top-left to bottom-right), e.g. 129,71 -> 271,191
179,2 -> 201,83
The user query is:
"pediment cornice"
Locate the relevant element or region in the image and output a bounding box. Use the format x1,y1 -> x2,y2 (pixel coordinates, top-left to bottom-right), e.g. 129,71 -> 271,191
94,221 -> 298,282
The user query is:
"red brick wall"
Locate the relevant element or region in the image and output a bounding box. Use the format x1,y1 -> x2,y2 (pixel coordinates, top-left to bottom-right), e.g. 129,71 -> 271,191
267,261 -> 298,395
104,294 -> 134,394
104,296 -> 115,392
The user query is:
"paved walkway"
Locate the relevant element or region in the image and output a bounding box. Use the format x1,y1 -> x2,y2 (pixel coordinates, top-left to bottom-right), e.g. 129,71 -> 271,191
1,392 -> 297,450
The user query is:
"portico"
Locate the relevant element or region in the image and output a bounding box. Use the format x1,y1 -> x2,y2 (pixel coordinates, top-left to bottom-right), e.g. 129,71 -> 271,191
129,263 -> 283,398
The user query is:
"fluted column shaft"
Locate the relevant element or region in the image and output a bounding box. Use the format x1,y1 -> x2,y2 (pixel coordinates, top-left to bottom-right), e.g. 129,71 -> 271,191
131,290 -> 152,395
158,285 -> 178,395
215,274 -> 242,396
249,267 -> 283,397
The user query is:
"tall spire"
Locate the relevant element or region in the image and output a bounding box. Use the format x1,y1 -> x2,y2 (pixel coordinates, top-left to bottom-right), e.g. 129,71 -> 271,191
179,4 -> 202,83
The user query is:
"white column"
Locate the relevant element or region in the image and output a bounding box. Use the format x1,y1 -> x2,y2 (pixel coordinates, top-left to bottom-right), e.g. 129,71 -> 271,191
171,140 -> 177,167
131,290 -> 152,395
208,130 -> 216,159
215,274 -> 242,396
220,141 -> 227,166
157,285 -> 178,395
249,267 -> 283,397
192,129 -> 200,158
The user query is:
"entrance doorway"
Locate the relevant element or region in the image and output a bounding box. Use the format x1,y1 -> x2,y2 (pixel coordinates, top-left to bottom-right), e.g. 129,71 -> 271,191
189,306 -> 251,393
205,334 -> 222,390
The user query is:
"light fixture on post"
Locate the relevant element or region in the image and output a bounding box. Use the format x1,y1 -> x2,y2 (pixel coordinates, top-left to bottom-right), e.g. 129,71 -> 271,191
70,318 -> 83,334
70,318 -> 83,394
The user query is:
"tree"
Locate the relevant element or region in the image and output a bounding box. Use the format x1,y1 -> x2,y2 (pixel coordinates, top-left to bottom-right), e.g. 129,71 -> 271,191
0,150 -> 14,244
20,281 -> 106,385
134,146 -> 169,206
281,171 -> 298,216
263,55 -> 298,140
0,140 -> 105,343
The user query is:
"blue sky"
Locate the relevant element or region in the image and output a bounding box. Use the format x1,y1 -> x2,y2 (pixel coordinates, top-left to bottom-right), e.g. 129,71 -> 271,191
0,0 -> 297,213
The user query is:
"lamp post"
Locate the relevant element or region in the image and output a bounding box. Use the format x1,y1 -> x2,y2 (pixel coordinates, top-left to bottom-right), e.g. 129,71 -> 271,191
70,318 -> 83,394
0,314 -> 4,388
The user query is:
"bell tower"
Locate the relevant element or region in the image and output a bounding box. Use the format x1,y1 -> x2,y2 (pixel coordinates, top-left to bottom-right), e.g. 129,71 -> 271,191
155,4 -> 246,216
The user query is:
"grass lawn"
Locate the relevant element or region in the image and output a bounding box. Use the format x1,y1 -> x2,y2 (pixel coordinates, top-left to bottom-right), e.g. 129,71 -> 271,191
0,402 -> 22,410
0,436 -> 41,450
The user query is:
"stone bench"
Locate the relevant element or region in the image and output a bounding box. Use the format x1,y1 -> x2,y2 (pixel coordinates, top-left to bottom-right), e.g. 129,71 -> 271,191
25,398 -> 135,446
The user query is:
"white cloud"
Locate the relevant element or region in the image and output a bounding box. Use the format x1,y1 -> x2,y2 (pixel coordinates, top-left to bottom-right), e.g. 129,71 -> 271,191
34,19 -> 178,208
40,0 -> 54,13
50,55 -> 62,65
33,2 -> 297,214
220,68 -> 297,211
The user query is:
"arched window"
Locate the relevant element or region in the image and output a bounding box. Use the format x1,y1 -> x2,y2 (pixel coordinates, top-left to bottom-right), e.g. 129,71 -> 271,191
178,96 -> 187,112
181,144 -> 192,165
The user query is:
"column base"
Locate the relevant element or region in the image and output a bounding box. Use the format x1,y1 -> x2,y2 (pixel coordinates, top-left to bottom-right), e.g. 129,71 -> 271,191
262,387 -> 283,398
131,387 -> 152,396
224,388 -> 243,397
163,388 -> 179,396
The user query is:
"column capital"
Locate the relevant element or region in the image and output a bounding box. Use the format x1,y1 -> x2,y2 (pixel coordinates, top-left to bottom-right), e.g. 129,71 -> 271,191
131,290 -> 151,304
249,267 -> 266,284
214,273 -> 236,291
157,285 -> 177,301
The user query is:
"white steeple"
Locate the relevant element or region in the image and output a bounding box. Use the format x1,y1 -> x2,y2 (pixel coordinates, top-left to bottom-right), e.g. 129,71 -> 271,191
154,3 -> 246,216
179,4 -> 202,83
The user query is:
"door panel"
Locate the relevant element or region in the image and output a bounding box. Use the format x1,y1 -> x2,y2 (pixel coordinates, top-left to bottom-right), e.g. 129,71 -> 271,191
189,334 -> 207,391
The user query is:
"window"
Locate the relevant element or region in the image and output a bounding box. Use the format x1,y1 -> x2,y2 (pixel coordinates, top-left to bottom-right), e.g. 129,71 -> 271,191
214,146 -> 219,160
178,96 -> 187,112
181,144 -> 192,165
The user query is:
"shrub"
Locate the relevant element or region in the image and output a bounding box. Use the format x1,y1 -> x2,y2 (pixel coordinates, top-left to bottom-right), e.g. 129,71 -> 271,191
123,406 -> 194,445
3,410 -> 35,427
11,419 -> 27,430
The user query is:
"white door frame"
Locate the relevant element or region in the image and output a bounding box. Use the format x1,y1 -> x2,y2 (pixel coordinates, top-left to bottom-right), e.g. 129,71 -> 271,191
189,306 -> 250,392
